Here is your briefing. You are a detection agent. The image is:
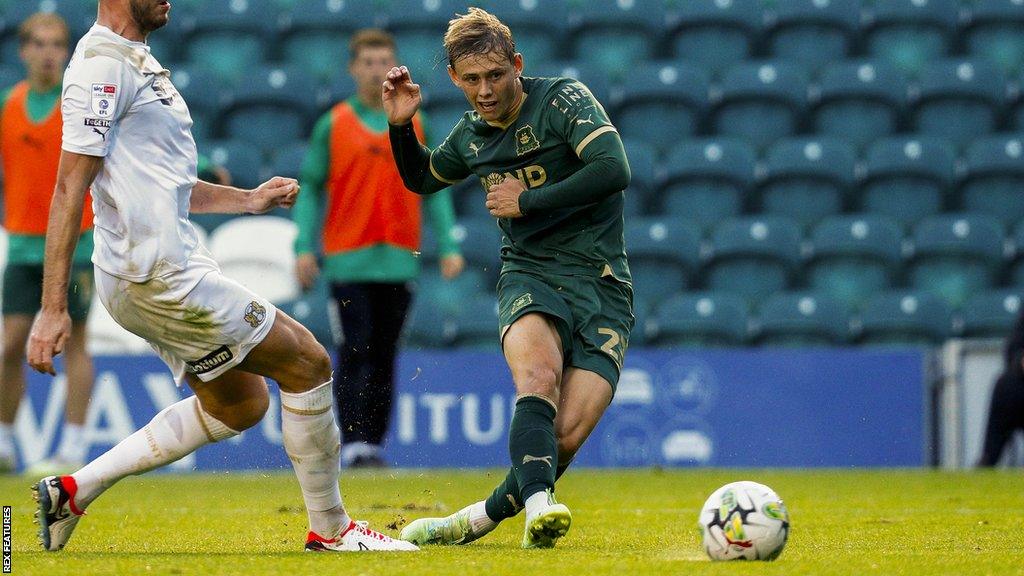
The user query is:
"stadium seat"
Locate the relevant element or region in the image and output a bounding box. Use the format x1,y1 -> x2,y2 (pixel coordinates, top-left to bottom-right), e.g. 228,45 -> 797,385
181,0 -> 277,86
624,218 -> 703,304
660,138 -> 756,231
450,180 -> 491,219
1010,221 -> 1024,285
857,290 -> 953,346
958,134 -> 1024,226
169,64 -> 226,144
764,0 -> 862,72
648,291 -> 750,347
668,0 -> 762,77
860,136 -> 956,226
278,0 -> 380,85
221,66 -> 318,155
705,216 -> 803,304
405,297 -> 456,349
204,139 -> 267,190
807,214 -> 903,308
811,60 -> 908,151
277,279 -> 340,348
621,139 -> 659,201
963,0 -> 1024,78
416,267 -> 486,319
451,294 -> 500,350
480,0 -> 567,63
567,0 -> 664,81
269,141 -> 307,181
960,289 -> 1024,338
386,0 -> 471,75
907,214 -> 1005,308
208,215 -> 300,304
862,0 -> 958,78
911,59 -> 1007,149
755,292 -> 852,346
757,137 -> 856,228
712,61 -> 809,151
2,0 -> 96,42
611,62 -> 710,153
527,59 -> 611,105
452,217 -> 503,288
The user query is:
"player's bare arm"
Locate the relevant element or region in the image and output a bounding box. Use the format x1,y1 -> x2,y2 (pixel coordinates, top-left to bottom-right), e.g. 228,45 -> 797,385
190,176 -> 299,214
382,65 -> 421,126
27,150 -> 102,376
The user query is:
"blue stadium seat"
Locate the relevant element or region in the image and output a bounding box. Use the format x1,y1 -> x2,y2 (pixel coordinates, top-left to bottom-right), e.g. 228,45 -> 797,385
757,137 -> 856,228
269,141 -> 307,181
405,297 -> 456,349
169,64 -> 226,144
755,292 -> 852,346
621,139 -> 658,201
567,0 -> 665,81
712,61 -> 809,150
812,60 -> 908,151
480,0 -> 567,63
857,290 -> 953,345
908,214 -> 1005,308
278,280 -> 339,348
912,59 -> 1007,149
416,267 -> 486,317
764,0 -> 862,72
807,214 -> 903,308
706,216 -> 803,304
221,66 -> 318,154
668,0 -> 762,77
319,74 -> 358,116
862,0 -> 958,77
1011,220 -> 1024,285
452,217 -> 503,288
958,134 -> 1024,226
451,180 -> 490,219
649,291 -> 750,347
960,289 -> 1024,338
860,136 -> 956,226
527,60 -> 611,104
181,0 -> 278,86
205,139 -> 267,190
624,218 -> 702,304
278,0 -> 379,85
611,62 -> 710,153
386,0 -> 471,75
660,138 -> 755,230
629,298 -> 650,347
2,0 -> 96,40
452,294 -> 500,349
963,0 -> 1024,78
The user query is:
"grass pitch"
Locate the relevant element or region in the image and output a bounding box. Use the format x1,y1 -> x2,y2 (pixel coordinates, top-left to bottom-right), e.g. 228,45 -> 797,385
3,468 -> 1023,575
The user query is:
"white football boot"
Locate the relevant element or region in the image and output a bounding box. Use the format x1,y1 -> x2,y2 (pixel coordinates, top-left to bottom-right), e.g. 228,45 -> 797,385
305,520 -> 419,552
400,504 -> 484,546
32,475 -> 85,551
522,489 -> 571,549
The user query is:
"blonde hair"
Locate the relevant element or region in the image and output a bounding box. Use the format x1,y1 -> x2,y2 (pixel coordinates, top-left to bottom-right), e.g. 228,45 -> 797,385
443,7 -> 515,67
349,28 -> 395,62
18,12 -> 69,47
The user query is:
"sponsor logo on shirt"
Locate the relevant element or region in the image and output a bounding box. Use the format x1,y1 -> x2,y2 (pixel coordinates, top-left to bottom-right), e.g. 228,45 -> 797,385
84,118 -> 112,128
185,345 -> 234,374
480,166 -> 547,192
91,83 -> 118,117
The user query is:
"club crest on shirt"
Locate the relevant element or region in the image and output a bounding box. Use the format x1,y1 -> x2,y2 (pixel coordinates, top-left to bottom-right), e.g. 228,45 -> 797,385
244,301 -> 267,328
91,83 -> 117,117
515,125 -> 540,156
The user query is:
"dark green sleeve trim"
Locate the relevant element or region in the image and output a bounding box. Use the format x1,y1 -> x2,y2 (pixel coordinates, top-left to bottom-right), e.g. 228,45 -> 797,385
293,112 -> 333,255
517,129 -> 630,215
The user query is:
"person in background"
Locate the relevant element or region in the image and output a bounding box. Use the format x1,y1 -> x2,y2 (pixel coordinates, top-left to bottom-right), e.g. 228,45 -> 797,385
293,29 -> 464,469
0,12 -> 95,476
978,312 -> 1024,466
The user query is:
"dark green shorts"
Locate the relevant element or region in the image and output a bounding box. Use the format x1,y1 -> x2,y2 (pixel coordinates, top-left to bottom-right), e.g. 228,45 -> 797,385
2,263 -> 93,321
497,270 -> 634,393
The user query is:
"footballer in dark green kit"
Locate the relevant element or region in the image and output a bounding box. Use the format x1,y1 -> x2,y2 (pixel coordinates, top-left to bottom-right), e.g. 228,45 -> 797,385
384,7 -> 633,549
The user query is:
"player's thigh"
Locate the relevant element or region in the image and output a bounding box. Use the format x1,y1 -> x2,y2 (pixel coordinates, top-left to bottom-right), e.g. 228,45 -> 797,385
236,309 -> 331,393
186,369 -> 269,431
555,367 -> 613,458
502,312 -> 565,399
1,314 -> 33,362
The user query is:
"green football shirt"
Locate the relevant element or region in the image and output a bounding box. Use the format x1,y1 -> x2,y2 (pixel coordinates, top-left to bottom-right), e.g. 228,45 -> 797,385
427,77 -> 631,283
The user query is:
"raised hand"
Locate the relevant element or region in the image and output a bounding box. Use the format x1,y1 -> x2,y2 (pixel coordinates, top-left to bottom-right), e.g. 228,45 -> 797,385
382,65 -> 422,125
248,176 -> 299,214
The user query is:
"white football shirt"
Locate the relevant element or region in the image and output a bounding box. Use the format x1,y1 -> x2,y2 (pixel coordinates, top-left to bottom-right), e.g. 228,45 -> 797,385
62,24 -> 200,281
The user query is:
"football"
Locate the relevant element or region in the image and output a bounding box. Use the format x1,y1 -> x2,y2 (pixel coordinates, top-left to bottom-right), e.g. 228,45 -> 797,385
698,481 -> 790,561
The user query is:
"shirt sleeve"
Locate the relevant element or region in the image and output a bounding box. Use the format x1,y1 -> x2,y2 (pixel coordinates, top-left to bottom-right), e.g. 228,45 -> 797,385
427,118 -> 472,185
548,79 -> 619,158
61,54 -> 135,157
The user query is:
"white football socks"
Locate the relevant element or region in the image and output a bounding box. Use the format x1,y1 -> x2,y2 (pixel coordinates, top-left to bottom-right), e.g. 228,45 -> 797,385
524,490 -> 550,519
466,500 -> 498,535
279,379 -> 349,537
72,395 -> 237,509
56,423 -> 87,464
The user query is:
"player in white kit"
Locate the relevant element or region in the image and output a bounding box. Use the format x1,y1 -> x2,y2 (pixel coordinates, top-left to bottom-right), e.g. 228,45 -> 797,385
26,0 -> 416,553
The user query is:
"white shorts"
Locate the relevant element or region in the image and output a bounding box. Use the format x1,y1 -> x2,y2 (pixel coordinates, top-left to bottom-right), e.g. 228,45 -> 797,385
95,247 -> 277,384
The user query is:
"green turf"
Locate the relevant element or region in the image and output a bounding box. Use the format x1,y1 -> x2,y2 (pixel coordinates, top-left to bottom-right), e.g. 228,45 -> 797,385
3,469 -> 1023,575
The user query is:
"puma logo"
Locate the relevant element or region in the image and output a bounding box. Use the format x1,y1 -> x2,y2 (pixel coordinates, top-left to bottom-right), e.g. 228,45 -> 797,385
522,454 -> 553,467
575,115 -> 594,126
92,127 -> 109,141
468,141 -> 482,157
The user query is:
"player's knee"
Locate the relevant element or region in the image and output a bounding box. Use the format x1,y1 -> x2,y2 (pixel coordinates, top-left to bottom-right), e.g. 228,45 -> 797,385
516,363 -> 562,398
294,329 -> 333,389
216,387 -> 269,431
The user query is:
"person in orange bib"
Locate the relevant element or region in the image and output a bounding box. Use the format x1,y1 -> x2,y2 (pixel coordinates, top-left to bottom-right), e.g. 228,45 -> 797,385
0,13 -> 96,475
293,29 -> 464,468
